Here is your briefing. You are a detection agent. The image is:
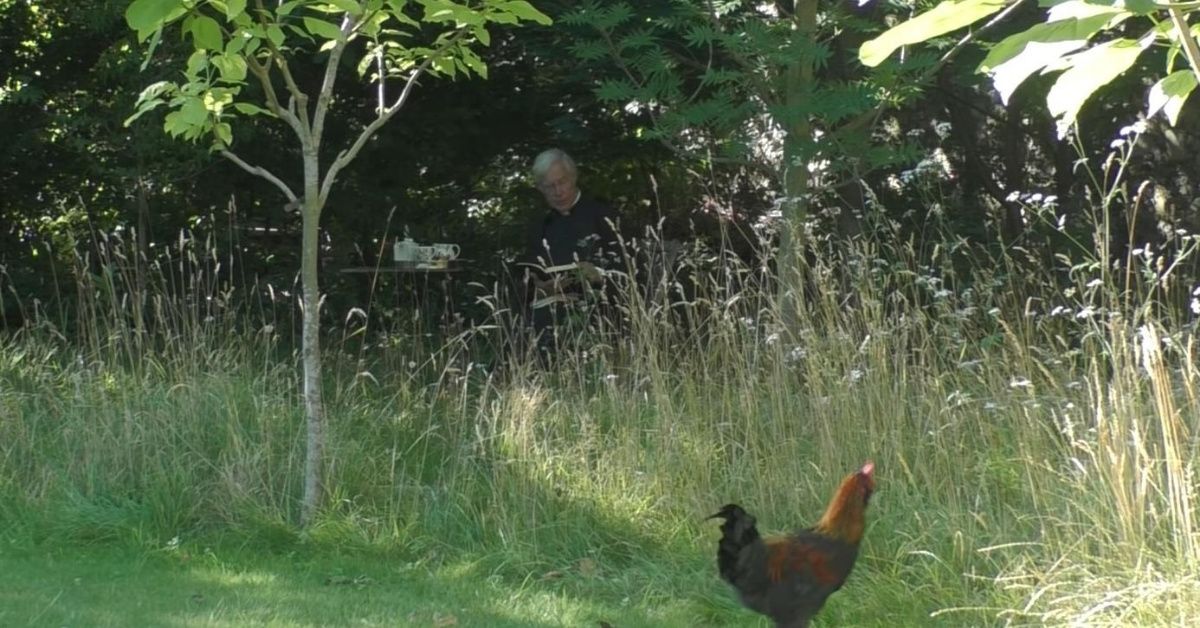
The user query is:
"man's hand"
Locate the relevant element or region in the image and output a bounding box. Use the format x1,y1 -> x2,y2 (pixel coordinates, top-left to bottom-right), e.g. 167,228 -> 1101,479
534,274 -> 576,293
576,261 -> 604,285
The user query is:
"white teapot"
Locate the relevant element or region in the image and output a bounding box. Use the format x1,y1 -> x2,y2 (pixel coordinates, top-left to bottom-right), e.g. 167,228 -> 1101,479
393,237 -> 419,262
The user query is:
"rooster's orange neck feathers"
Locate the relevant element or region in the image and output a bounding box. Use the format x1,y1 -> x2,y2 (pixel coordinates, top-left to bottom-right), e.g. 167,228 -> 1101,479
811,466 -> 872,544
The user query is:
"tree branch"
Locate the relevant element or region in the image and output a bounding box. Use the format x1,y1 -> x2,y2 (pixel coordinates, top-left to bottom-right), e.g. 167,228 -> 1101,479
311,14 -> 361,152
1167,6 -> 1200,85
318,27 -> 470,208
221,149 -> 298,203
254,0 -> 312,141
245,53 -> 306,137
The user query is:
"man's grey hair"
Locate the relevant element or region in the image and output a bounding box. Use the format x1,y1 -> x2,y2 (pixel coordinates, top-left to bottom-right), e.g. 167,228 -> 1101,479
532,148 -> 577,183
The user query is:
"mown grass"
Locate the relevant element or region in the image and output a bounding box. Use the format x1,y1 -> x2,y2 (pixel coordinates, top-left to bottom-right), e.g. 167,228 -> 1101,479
3,183 -> 1200,626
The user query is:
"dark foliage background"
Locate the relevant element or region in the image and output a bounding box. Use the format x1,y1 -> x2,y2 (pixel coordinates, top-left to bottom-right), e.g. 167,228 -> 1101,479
3,0 -> 1199,334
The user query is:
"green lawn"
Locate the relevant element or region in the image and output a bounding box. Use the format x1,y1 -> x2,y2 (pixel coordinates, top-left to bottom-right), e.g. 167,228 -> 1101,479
1,534 -> 967,627
0,540 -> 742,627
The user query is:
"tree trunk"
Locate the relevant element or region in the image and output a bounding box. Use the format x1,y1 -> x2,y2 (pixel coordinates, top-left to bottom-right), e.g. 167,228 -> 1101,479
300,151 -> 325,527
777,0 -> 817,328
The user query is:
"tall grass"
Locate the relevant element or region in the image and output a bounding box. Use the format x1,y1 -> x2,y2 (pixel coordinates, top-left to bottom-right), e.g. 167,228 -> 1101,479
3,149 -> 1200,625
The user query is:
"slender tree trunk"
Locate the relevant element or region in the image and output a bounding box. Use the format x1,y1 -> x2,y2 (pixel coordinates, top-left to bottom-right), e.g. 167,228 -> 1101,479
300,150 -> 325,527
777,0 -> 817,328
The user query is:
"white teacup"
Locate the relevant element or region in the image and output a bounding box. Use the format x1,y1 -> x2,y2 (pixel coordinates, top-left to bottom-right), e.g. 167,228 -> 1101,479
430,243 -> 460,261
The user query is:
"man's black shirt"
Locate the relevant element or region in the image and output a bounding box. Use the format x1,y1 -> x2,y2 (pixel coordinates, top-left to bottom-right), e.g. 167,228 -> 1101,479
524,196 -> 618,270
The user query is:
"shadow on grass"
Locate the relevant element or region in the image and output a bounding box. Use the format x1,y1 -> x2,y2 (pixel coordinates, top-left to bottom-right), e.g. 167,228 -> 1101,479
0,543 -> 581,627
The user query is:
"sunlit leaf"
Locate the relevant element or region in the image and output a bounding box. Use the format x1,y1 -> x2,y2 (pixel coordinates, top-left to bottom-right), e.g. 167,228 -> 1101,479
987,40 -> 1088,105
859,0 -> 1008,67
1046,36 -> 1153,137
126,0 -> 185,40
494,1 -> 552,25
324,0 -> 364,14
212,54 -> 248,82
1147,70 -> 1198,126
978,13 -> 1123,74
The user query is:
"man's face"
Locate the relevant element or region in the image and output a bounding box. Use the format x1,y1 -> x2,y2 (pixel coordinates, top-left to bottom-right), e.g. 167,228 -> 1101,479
537,161 -> 579,214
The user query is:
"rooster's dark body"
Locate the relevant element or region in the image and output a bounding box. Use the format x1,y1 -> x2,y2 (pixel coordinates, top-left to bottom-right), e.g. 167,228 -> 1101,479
710,461 -> 875,628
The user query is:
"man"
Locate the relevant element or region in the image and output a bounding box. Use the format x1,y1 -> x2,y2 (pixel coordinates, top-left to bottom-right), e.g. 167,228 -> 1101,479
524,148 -> 618,275
519,149 -> 621,360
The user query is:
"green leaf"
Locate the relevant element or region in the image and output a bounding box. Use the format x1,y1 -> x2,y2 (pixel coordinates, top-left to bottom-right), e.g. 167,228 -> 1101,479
304,16 -> 345,40
324,0 -> 364,14
859,0 -> 1008,67
458,48 -> 487,78
1046,36 -> 1153,137
123,100 -> 166,127
139,26 -> 163,70
212,54 -> 248,82
389,10 -> 420,28
191,15 -> 224,50
987,40 -> 1087,105
978,14 -> 1122,74
226,32 -> 248,55
1122,0 -> 1158,15
135,80 -> 176,105
215,122 -> 234,147
164,95 -> 210,139
267,24 -> 286,48
472,25 -> 491,46
421,0 -> 484,26
233,102 -> 275,116
204,89 -> 236,113
1148,70 -> 1198,126
430,55 -> 456,77
277,0 -> 305,16
495,1 -> 552,26
1044,0 -> 1125,21
225,0 -> 247,21
185,50 -> 209,79
126,0 -> 184,39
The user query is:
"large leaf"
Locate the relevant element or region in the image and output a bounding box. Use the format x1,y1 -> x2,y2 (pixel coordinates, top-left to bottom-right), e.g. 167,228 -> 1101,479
859,0 -> 1008,67
978,13 -> 1123,74
126,0 -> 186,41
224,0 -> 247,21
495,1 -> 552,26
1046,35 -> 1153,137
324,0 -> 364,14
212,53 -> 248,83
978,2 -> 1134,104
190,15 -> 224,50
988,40 -> 1087,105
1148,70 -> 1198,126
304,17 -> 345,41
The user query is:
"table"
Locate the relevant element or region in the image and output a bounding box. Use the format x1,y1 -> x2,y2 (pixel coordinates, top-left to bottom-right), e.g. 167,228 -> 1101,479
338,261 -> 470,329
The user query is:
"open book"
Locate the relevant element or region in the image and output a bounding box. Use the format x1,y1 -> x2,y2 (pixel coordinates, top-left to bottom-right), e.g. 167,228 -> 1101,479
518,262 -> 585,309
516,261 -> 579,274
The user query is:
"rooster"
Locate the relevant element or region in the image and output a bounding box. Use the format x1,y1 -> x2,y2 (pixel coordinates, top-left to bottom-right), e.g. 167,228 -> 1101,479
709,461 -> 875,628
